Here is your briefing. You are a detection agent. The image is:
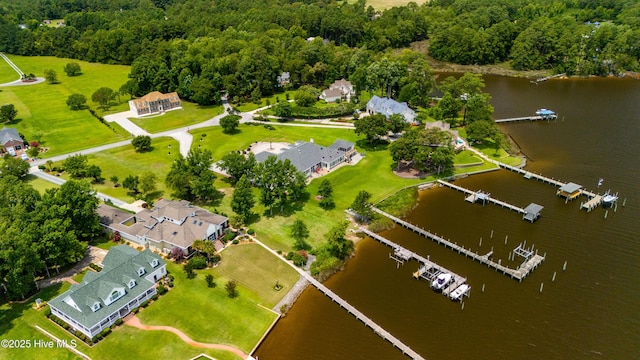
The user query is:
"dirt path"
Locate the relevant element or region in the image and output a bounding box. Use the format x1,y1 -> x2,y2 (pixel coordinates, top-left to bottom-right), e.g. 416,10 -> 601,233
125,315 -> 249,359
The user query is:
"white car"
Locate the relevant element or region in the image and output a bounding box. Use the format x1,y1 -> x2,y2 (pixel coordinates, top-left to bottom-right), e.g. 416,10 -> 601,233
21,153 -> 29,161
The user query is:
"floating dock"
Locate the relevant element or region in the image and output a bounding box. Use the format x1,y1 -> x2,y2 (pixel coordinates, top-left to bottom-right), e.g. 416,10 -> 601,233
437,180 -> 543,222
360,228 -> 468,297
371,208 -> 545,282
494,115 -> 557,123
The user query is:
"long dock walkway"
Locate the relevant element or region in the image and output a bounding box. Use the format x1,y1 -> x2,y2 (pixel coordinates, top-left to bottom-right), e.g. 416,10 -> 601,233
494,115 -> 556,123
371,208 -> 545,281
359,228 -> 467,297
437,179 -> 526,214
302,268 -> 425,359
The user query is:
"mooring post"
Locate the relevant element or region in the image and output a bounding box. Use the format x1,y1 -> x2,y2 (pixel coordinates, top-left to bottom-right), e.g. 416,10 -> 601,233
482,283 -> 485,293
479,237 -> 482,247
504,236 -> 508,245
563,261 -> 567,271
552,271 -> 557,282
490,229 -> 494,239
539,282 -> 544,293
623,198 -> 627,206
604,210 -> 608,219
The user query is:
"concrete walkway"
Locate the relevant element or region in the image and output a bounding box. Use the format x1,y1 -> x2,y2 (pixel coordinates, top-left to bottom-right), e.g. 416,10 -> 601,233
125,315 -> 249,359
36,246 -> 108,289
104,110 -> 149,136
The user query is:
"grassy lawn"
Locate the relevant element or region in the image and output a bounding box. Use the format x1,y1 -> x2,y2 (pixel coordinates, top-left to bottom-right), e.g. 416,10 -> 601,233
216,243 -> 299,307
70,269 -> 89,283
0,56 -> 20,83
235,91 -> 296,113
24,174 -> 59,193
0,55 -> 131,157
137,259 -> 280,353
347,0 -> 429,10
454,150 -> 484,165
129,102 -> 224,133
53,136 -> 179,203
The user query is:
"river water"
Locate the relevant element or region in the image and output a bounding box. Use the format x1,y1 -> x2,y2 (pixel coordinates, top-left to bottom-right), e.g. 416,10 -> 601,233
256,76 -> 640,359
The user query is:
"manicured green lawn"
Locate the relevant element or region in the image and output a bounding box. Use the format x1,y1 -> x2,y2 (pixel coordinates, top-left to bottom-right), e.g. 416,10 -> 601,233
235,91 -> 295,113
53,136 -> 179,203
216,243 -> 299,307
454,150 -> 484,165
129,102 -> 223,133
137,260 -> 280,353
0,56 -> 20,83
24,174 -> 59,193
70,269 -> 89,283
0,55 -> 131,157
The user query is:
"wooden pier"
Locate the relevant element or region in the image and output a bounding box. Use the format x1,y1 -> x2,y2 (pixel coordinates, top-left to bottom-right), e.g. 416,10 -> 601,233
360,228 -> 467,297
494,115 -> 557,123
437,179 -> 527,215
301,269 -> 425,359
371,208 -> 545,281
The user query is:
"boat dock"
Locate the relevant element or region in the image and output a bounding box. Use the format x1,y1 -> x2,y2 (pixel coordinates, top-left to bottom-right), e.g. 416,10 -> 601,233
371,207 -> 545,281
494,115 -> 556,123
436,180 -> 544,222
359,228 -> 468,297
300,270 -> 425,359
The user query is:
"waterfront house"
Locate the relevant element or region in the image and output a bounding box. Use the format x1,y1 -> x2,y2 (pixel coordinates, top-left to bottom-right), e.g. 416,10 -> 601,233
48,245 -> 166,339
128,91 -> 182,117
96,199 -> 228,257
255,139 -> 356,177
366,96 -> 417,124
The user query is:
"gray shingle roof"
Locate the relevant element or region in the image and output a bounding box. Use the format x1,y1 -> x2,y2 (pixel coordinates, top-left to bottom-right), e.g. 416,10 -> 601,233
558,182 -> 582,193
255,140 -> 352,173
366,96 -> 416,123
0,127 -> 21,145
49,245 -> 165,331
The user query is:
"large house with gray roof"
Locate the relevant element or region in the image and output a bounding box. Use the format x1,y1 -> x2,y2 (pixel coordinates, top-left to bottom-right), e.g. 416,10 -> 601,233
49,245 -> 166,338
366,95 -> 417,124
255,139 -> 356,177
96,199 -> 228,257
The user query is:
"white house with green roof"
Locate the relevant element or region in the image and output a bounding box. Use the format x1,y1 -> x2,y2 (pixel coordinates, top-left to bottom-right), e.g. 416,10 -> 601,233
48,245 -> 166,338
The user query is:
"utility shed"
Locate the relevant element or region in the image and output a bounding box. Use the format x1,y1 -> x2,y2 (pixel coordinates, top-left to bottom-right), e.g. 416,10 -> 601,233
557,182 -> 583,200
523,203 -> 544,222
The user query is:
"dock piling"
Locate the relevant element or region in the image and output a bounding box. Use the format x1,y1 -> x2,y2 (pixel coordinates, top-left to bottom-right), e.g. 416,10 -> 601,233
482,283 -> 485,293
539,282 -> 544,293
490,230 -> 494,239
479,238 -> 482,247
604,210 -> 608,219
563,261 -> 567,271
552,271 -> 557,282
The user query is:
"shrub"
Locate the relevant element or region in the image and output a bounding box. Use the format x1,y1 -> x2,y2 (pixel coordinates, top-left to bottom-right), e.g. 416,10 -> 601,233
232,239 -> 239,245
247,228 -> 255,235
141,300 -> 150,308
285,252 -> 294,260
115,318 -> 123,326
157,284 -> 168,295
44,307 -> 51,317
151,294 -> 159,301
133,307 -> 139,314
188,256 -> 207,270
38,165 -> 46,170
101,328 -> 111,337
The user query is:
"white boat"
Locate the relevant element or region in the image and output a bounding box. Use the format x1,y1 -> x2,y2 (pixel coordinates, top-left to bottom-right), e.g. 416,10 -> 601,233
449,284 -> 470,301
602,191 -> 618,206
431,273 -> 452,291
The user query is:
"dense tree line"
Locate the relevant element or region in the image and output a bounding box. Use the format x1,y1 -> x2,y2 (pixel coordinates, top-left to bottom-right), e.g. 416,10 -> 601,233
0,177 -> 101,300
1,0 -> 637,106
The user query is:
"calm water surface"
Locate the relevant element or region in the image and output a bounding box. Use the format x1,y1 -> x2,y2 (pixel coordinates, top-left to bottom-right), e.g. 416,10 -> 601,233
256,76 -> 640,359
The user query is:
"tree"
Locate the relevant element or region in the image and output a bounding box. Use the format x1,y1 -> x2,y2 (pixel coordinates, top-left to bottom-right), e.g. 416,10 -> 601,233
192,239 -> 217,264
354,114 -> 388,144
437,92 -> 462,121
63,62 -> 81,76
351,190 -> 373,223
466,120 -> 497,143
122,174 -> 140,194
110,175 -> 119,187
231,175 -> 255,222
430,146 -> 454,175
220,114 -> 241,134
1,154 -> 30,178
131,135 -> 152,152
325,221 -> 353,259
85,164 -> 102,183
66,94 -> 87,110
387,114 -> 408,134
91,87 -> 116,109
295,85 -> 320,107
225,280 -> 239,298
139,171 -> 157,196
318,179 -> 334,210
62,154 -> 88,178
290,219 -> 310,250
464,94 -> 494,124
219,152 -> 256,185
44,69 -> 58,84
165,148 -> 217,203
0,104 -> 18,123
273,102 -> 293,118
205,274 -> 216,288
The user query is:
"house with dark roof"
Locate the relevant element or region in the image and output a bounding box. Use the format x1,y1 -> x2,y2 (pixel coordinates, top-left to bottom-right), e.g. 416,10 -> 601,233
254,139 -> 356,177
128,91 -> 182,117
0,127 -> 23,155
366,95 -> 417,124
96,199 -> 229,256
49,245 -> 166,338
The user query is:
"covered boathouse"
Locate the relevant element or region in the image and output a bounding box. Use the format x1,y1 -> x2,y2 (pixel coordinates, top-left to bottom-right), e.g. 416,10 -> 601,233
557,182 -> 583,200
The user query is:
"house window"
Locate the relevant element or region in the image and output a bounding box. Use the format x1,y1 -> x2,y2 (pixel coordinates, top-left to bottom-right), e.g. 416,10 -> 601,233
111,290 -> 122,302
137,267 -> 145,276
151,259 -> 159,268
92,302 -> 100,312
128,280 -> 136,289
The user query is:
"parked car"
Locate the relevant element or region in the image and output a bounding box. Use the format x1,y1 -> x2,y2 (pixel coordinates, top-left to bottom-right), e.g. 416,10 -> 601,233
21,153 -> 29,161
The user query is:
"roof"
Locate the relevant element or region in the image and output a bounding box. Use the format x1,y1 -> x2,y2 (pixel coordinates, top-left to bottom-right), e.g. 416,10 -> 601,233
366,96 -> 416,122
49,245 -> 164,330
330,79 -> 352,90
96,200 -> 228,250
255,139 -> 353,173
321,89 -> 342,99
0,127 -> 21,145
130,91 -> 180,110
558,182 -> 582,193
329,139 -> 354,150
